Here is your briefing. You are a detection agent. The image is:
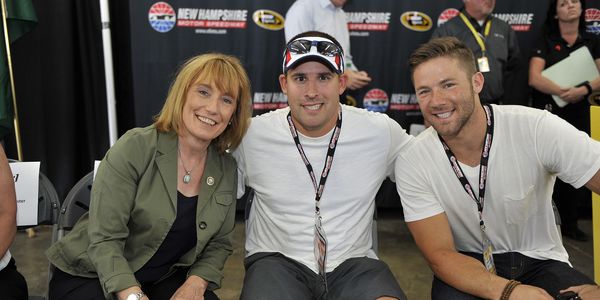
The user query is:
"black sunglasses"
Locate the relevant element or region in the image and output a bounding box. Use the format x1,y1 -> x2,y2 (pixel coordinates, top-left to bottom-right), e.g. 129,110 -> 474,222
286,39 -> 342,57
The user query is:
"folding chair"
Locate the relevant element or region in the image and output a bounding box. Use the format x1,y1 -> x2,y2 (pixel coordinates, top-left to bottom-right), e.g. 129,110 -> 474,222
55,171 -> 94,242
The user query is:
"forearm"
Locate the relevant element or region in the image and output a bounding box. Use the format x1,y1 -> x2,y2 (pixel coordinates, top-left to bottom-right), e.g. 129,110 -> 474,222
529,71 -> 565,96
0,146 -> 16,257
0,217 -> 15,258
431,250 -> 508,299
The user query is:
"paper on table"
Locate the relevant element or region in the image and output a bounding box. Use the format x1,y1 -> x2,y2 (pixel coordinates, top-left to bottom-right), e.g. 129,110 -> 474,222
541,46 -> 599,107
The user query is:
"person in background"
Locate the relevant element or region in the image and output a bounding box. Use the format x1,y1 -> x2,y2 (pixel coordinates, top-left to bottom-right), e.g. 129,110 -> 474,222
285,0 -> 372,91
398,37 -> 600,299
46,53 -> 252,300
234,31 -> 411,300
0,145 -> 28,300
528,0 -> 600,242
431,0 -> 520,104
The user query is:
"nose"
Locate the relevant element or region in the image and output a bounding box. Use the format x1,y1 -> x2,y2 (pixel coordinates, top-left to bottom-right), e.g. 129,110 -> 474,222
428,88 -> 446,107
205,94 -> 219,113
305,79 -> 319,99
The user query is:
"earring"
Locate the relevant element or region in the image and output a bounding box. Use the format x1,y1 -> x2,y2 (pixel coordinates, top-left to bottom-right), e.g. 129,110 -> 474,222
228,121 -> 232,126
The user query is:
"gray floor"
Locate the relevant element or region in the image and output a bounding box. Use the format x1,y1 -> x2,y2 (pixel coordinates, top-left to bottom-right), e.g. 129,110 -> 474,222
12,211 -> 595,300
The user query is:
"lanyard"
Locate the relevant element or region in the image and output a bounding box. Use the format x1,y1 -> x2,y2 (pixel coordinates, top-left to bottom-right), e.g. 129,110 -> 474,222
286,108 -> 342,212
459,13 -> 492,55
438,104 -> 494,227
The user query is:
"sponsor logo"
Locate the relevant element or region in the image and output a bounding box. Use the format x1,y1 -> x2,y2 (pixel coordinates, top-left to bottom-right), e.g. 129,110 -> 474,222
253,93 -> 288,110
585,8 -> 600,35
400,11 -> 432,32
149,2 -> 176,33
253,9 -> 284,31
363,88 -> 389,112
437,8 -> 459,26
346,12 -> 391,32
493,13 -> 534,32
390,93 -> 420,111
176,8 -> 248,29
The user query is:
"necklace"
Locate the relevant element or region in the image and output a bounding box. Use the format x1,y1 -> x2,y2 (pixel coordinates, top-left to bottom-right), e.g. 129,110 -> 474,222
177,146 -> 198,184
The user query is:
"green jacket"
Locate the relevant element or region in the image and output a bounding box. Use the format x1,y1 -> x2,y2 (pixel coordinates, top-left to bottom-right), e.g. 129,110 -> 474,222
46,125 -> 237,298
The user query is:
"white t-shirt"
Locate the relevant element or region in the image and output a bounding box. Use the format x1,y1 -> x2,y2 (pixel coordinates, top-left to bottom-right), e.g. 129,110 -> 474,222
284,0 -> 356,70
234,105 -> 412,273
395,105 -> 600,263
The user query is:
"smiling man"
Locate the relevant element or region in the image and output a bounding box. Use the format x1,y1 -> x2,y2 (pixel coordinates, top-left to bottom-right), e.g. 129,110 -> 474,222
233,31 -> 412,300
396,37 -> 600,299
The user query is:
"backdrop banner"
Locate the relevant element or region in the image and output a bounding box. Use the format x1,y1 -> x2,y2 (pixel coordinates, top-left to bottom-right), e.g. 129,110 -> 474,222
129,0 -> 600,207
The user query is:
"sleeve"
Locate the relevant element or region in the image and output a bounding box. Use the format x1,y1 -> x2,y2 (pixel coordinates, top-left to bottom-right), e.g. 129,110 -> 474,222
506,26 -> 521,72
86,129 -> 151,294
284,1 -> 312,42
430,23 -> 448,39
188,163 -> 237,290
530,34 -> 548,60
535,111 -> 600,188
589,34 -> 600,59
232,141 -> 247,199
384,116 -> 413,180
394,147 -> 445,222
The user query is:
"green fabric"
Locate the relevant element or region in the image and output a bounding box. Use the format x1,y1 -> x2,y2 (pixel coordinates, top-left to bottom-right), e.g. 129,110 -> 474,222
0,0 -> 36,138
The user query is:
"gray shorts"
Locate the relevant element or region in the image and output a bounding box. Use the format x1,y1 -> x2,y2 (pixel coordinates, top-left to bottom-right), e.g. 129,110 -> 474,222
240,252 -> 406,300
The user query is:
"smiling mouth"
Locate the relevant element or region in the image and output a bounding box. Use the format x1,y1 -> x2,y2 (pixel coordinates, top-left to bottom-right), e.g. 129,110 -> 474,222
304,103 -> 322,111
197,115 -> 216,126
435,111 -> 453,119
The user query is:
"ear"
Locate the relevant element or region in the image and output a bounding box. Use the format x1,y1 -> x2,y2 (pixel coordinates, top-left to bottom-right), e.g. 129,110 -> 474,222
279,74 -> 288,94
338,73 -> 348,95
472,72 -> 484,94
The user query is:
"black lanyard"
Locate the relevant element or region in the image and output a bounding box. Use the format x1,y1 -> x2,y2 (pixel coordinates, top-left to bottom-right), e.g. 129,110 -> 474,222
438,104 -> 494,226
286,108 -> 342,211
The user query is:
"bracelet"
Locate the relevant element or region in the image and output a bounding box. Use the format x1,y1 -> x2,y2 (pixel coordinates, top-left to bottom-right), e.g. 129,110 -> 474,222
576,81 -> 593,97
500,280 -> 521,300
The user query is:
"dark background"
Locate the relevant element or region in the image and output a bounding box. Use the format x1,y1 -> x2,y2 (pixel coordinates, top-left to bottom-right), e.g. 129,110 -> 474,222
3,0 -> 600,207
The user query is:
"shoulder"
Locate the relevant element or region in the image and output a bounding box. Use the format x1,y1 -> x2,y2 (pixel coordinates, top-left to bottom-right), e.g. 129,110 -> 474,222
112,125 -> 161,154
287,0 -> 312,14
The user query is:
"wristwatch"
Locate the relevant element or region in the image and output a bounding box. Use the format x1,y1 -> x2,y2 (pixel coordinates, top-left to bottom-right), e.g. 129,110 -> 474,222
126,292 -> 144,300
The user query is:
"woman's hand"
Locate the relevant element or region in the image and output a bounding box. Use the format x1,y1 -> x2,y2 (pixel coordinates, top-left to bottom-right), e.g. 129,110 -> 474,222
560,86 -> 587,103
170,275 -> 209,300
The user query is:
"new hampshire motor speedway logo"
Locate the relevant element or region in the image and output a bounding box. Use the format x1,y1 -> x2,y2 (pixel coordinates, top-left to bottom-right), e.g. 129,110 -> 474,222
363,88 -> 389,112
586,8 -> 600,35
149,2 -> 176,33
437,8 -> 459,27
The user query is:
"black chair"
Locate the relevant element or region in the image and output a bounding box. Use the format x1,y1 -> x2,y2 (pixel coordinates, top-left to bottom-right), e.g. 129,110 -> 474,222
55,171 -> 94,242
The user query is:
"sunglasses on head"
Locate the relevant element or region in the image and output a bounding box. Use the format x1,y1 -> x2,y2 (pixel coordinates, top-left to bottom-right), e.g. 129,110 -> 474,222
286,39 -> 343,57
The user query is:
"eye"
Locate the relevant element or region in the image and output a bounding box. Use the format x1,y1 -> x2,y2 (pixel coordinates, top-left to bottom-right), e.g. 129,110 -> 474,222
198,89 -> 210,97
222,96 -> 235,105
442,82 -> 455,89
318,74 -> 332,81
416,89 -> 430,97
293,75 -> 306,82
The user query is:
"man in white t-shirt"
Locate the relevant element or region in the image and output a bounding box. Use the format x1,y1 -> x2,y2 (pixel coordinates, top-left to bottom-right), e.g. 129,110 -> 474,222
233,31 -> 412,300
0,145 -> 28,300
396,36 -> 600,300
285,0 -> 371,91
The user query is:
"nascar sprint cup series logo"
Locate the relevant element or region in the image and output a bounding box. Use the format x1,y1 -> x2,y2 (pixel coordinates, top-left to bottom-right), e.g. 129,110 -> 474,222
149,2 -> 176,33
400,11 -> 432,32
252,9 -> 284,30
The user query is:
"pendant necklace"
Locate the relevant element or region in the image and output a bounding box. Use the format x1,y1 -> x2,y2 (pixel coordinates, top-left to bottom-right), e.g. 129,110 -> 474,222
177,145 -> 197,184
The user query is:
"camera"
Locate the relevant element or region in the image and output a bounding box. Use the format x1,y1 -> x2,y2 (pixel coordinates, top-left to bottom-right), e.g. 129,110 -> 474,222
556,291 -> 581,300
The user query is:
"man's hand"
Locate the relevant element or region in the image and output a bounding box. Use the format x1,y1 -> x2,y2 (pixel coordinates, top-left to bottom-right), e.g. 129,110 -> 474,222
345,69 -> 371,90
170,275 -> 209,300
560,284 -> 600,300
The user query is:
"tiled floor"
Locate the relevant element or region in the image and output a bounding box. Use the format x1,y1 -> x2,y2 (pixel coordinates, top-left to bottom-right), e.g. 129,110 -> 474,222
11,210 -> 595,300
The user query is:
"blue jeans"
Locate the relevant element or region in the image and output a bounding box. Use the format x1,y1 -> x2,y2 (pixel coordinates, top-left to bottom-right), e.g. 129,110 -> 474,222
431,252 -> 594,300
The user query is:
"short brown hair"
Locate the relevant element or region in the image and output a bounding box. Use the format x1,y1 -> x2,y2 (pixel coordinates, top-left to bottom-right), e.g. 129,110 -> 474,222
409,37 -> 478,79
154,53 -> 252,153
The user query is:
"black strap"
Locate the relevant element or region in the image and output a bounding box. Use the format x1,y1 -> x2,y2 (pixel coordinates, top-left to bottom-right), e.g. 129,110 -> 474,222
438,104 -> 494,226
286,108 -> 342,212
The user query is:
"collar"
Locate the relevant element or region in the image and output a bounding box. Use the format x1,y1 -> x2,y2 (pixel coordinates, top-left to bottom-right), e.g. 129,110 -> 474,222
320,0 -> 338,10
460,7 -> 492,29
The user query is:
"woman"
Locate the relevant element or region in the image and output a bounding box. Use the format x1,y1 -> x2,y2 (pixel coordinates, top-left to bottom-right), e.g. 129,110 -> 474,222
528,0 -> 600,242
46,53 -> 252,300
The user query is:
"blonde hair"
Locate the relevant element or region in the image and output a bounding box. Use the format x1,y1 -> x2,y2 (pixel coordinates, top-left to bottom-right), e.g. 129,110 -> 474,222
154,53 -> 252,153
409,37 -> 478,80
